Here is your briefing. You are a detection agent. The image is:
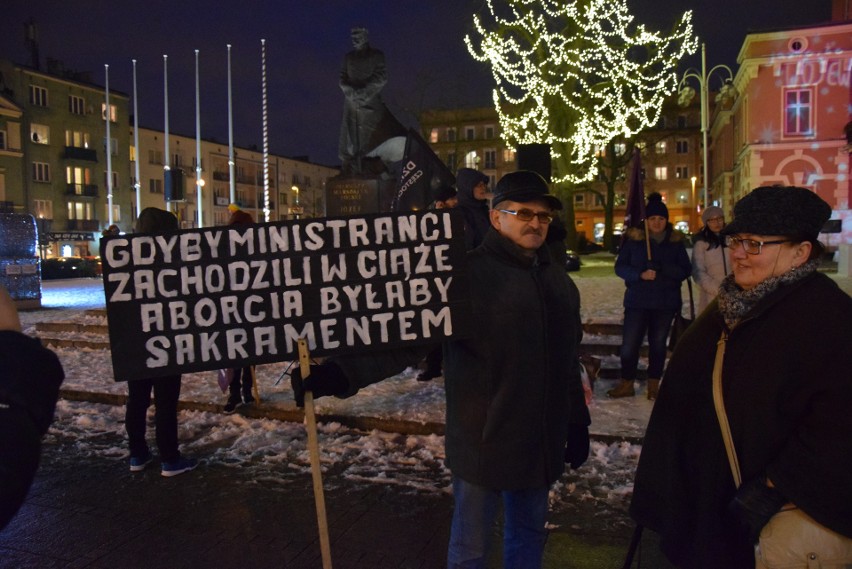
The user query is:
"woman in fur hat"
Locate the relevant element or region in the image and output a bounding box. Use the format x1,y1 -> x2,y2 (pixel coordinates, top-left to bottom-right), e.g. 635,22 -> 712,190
630,186 -> 852,568
611,192 -> 692,401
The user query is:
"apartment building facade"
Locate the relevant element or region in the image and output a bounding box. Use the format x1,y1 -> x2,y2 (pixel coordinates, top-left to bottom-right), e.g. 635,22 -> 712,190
133,127 -> 338,230
0,58 -> 132,258
419,101 -> 704,242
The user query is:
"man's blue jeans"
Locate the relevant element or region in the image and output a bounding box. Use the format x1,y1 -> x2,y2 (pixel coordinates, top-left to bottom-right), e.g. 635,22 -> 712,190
447,476 -> 549,569
619,308 -> 675,380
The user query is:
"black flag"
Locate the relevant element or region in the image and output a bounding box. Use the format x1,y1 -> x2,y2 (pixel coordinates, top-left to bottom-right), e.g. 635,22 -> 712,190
392,129 -> 455,211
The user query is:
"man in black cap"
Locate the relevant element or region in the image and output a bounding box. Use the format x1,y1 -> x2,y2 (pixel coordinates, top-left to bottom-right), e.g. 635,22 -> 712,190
292,171 -> 590,568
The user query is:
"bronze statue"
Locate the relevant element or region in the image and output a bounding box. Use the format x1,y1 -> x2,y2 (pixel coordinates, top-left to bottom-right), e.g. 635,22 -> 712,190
338,27 -> 406,174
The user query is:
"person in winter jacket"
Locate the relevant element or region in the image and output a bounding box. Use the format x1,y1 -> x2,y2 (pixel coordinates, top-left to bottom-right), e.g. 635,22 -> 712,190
124,208 -> 197,477
0,285 -> 64,530
691,206 -> 729,312
222,207 -> 257,413
630,186 -> 852,568
454,167 -> 491,250
611,193 -> 691,400
291,171 -> 590,569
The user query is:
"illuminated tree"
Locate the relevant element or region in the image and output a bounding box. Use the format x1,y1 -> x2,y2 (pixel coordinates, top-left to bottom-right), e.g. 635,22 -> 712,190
466,0 -> 697,245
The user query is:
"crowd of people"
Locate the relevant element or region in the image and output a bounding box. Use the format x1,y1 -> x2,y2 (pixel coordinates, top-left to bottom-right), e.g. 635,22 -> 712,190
2,168 -> 849,568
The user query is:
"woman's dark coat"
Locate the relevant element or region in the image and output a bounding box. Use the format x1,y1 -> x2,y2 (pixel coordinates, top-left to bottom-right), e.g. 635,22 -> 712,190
630,272 -> 852,568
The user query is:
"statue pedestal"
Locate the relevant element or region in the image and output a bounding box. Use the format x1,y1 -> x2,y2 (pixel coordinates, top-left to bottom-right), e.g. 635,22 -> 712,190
325,174 -> 397,216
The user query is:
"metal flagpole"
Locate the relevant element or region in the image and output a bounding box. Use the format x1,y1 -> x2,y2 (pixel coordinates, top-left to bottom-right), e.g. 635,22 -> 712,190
132,59 -> 141,218
105,64 -> 113,226
195,49 -> 203,228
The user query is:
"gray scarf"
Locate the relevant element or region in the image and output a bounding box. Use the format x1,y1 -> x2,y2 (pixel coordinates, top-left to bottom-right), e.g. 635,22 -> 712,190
717,260 -> 819,330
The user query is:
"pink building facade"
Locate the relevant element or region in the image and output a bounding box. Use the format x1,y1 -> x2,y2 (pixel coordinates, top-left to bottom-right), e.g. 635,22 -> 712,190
710,14 -> 852,261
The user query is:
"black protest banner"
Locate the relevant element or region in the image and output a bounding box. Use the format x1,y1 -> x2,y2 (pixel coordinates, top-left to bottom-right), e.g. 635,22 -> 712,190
392,129 -> 456,211
102,210 -> 471,382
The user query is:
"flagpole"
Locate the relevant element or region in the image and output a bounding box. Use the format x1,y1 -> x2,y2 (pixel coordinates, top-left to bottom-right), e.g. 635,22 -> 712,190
261,39 -> 270,222
132,59 -> 141,218
195,49 -> 203,228
105,64 -> 114,227
227,44 -> 235,205
163,55 -> 171,212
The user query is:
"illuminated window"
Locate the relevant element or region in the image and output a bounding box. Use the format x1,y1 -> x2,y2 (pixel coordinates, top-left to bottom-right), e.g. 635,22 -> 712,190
676,191 -> 689,203
101,103 -> 117,122
34,199 -> 53,219
785,89 -> 812,136
67,201 -> 93,221
464,151 -> 478,169
66,130 -> 90,148
656,141 -> 667,154
655,166 -> 668,180
31,124 -> 49,144
430,129 -> 439,143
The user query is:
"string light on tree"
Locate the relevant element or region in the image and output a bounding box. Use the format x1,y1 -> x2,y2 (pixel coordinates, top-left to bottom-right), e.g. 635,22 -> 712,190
466,0 -> 698,184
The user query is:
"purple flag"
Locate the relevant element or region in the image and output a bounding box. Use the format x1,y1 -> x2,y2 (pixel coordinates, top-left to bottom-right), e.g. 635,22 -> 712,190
624,147 -> 645,229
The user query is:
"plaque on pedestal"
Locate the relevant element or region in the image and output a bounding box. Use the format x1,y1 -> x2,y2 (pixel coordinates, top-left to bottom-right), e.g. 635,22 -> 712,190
325,175 -> 397,216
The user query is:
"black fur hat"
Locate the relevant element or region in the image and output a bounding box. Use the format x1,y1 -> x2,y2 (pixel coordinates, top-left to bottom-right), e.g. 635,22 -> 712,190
721,186 -> 831,240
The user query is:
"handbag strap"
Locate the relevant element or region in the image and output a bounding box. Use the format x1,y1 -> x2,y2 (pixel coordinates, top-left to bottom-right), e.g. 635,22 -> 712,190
712,331 -> 742,488
686,278 -> 695,318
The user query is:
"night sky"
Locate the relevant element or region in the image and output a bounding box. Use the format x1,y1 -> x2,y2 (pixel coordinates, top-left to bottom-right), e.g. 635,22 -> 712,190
1,0 -> 834,166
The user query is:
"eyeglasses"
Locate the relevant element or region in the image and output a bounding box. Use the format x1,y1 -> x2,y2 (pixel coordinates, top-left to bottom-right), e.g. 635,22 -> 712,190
725,235 -> 790,255
706,216 -> 725,223
497,209 -> 554,224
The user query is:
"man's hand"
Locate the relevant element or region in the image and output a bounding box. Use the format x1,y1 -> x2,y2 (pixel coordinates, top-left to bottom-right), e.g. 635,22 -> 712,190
564,424 -> 590,469
0,286 -> 22,333
290,362 -> 349,408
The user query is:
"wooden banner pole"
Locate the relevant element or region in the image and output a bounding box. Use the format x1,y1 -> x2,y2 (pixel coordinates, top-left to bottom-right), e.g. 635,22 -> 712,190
297,339 -> 333,569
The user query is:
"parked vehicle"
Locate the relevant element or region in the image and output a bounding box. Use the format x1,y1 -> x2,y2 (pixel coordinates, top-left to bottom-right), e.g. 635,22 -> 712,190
565,249 -> 581,272
41,257 -> 99,279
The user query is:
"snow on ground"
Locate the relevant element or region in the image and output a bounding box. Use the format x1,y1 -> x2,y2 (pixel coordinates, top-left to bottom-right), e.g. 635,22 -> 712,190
22,268 -> 642,521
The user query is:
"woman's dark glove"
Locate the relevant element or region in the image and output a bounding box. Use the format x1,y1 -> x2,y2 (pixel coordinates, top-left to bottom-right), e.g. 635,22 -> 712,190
564,424 -> 590,469
727,476 -> 787,543
290,362 -> 348,407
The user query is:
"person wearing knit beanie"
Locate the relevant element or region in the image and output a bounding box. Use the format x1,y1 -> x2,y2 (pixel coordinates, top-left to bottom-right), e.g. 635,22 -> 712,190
692,206 -> 729,312
611,192 -> 692,401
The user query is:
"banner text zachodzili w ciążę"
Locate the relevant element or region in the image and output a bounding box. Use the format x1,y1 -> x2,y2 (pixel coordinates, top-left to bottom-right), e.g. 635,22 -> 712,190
102,210 -> 471,381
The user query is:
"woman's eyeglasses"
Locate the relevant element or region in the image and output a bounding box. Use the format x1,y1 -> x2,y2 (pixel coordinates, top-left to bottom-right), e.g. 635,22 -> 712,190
497,209 -> 554,224
725,235 -> 790,255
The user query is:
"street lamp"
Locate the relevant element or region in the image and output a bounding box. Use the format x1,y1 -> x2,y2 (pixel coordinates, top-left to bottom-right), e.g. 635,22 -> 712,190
678,43 -> 737,209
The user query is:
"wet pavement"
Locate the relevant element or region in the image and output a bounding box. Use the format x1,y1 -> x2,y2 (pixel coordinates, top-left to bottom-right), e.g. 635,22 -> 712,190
0,418 -> 673,569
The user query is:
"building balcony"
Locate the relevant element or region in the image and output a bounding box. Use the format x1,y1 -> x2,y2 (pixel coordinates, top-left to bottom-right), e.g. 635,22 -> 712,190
65,184 -> 99,197
213,171 -> 230,182
66,219 -> 100,231
64,146 -> 99,162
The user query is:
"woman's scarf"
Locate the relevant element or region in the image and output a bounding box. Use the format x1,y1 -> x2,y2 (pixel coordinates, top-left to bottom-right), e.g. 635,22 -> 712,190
717,260 -> 819,329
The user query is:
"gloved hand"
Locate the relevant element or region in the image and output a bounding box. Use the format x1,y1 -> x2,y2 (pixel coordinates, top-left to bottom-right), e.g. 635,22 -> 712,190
727,476 -> 787,543
290,362 -> 349,408
564,424 -> 590,469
